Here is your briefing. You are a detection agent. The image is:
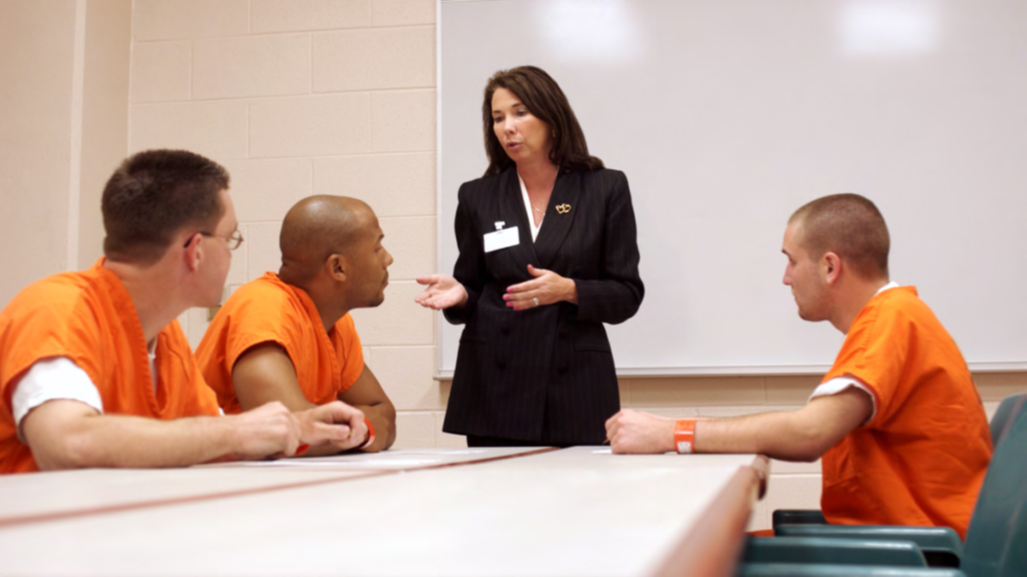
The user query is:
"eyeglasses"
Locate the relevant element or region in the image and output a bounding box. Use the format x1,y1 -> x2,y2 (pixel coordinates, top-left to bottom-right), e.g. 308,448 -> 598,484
203,230 -> 244,250
183,230 -> 244,250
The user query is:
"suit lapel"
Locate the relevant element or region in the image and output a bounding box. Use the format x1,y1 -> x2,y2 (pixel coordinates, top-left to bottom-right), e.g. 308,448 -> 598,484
497,168 -> 539,273
533,170 -> 581,268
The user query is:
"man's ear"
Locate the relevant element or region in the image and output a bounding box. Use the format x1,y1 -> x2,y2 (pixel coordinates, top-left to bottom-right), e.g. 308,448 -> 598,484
183,233 -> 203,272
823,252 -> 842,286
326,254 -> 347,282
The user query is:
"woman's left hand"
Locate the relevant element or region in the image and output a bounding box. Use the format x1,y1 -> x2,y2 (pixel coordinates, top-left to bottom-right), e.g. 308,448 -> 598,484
504,265 -> 578,311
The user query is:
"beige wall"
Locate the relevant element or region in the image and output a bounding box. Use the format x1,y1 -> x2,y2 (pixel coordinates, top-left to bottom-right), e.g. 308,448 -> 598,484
0,1 -> 77,306
0,0 -> 1014,532
0,0 -> 129,306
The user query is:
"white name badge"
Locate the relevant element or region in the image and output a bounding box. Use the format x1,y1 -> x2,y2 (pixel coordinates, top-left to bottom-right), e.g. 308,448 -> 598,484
483,226 -> 520,253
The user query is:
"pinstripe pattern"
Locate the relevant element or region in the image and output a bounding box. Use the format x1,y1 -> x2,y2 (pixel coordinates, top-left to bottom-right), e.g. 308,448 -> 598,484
443,167 -> 644,444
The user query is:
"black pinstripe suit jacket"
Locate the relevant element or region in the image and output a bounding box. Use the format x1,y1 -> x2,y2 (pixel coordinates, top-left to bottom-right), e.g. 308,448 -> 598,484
442,166 -> 644,444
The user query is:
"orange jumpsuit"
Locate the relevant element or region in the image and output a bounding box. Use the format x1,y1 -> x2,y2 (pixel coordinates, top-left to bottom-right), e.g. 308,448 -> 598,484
196,273 -> 364,414
819,286 -> 992,538
0,260 -> 221,474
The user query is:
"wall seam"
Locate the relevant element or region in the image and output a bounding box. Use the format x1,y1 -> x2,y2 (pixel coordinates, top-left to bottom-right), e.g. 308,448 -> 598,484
66,0 -> 88,272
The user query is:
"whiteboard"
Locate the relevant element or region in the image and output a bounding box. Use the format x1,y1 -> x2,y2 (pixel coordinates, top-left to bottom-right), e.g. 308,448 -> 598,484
438,0 -> 1027,376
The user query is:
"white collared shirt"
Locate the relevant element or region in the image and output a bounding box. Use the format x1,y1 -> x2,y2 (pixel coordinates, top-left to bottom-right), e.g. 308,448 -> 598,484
518,173 -> 542,242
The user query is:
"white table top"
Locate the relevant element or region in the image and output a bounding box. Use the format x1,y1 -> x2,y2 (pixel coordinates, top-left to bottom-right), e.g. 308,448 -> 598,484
0,447 -> 546,527
0,467 -> 373,527
0,448 -> 765,576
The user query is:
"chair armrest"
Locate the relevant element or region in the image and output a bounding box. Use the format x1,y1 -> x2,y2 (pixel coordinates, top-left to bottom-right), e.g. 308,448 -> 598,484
772,509 -> 827,530
742,536 -> 928,567
774,524 -> 963,567
738,562 -> 966,576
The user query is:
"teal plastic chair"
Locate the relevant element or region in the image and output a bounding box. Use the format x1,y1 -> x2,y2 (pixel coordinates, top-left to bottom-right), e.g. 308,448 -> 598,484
742,537 -> 929,566
739,562 -> 961,574
768,393 -> 1027,566
988,393 -> 1026,450
739,405 -> 1027,576
739,564 -> 965,576
957,402 -> 1027,576
773,525 -> 962,567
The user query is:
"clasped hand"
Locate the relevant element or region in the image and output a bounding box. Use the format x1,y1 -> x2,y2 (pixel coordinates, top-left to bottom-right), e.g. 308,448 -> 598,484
234,400 -> 367,460
504,265 -> 577,310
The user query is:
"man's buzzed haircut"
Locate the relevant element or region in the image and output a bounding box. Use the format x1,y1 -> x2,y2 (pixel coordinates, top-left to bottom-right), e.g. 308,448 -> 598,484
789,193 -> 890,280
102,149 -> 229,265
279,196 -> 370,286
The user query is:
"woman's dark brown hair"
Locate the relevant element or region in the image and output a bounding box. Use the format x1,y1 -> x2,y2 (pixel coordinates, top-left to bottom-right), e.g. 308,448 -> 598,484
482,66 -> 603,177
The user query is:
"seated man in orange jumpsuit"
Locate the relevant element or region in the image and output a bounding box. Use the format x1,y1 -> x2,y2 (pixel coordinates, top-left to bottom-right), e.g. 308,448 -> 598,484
606,193 -> 992,538
197,196 -> 397,454
0,150 -> 366,474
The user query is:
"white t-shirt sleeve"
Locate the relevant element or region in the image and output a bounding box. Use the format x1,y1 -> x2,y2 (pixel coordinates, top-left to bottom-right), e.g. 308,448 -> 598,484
809,376 -> 877,422
12,357 -> 104,440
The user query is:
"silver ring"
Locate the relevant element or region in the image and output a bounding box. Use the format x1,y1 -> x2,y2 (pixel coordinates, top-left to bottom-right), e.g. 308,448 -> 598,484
532,297 -> 540,307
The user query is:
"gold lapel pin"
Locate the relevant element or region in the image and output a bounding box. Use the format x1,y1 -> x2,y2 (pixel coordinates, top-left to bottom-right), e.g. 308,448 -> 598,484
556,203 -> 572,214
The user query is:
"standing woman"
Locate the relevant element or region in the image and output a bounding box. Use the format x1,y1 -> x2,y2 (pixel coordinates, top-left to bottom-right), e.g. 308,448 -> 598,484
415,66 -> 643,446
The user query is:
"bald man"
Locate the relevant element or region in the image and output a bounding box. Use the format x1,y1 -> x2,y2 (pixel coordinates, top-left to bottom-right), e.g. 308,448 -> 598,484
606,194 -> 991,537
197,196 -> 397,454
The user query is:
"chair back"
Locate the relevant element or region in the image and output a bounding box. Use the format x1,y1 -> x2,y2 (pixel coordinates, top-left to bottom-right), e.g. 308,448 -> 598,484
989,392 -> 1027,449
962,404 -> 1027,577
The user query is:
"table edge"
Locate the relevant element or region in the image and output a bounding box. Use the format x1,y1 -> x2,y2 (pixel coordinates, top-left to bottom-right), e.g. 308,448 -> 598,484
652,454 -> 769,577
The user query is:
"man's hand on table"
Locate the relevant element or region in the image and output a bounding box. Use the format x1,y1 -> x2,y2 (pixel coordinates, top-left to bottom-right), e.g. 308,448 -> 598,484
605,409 -> 678,454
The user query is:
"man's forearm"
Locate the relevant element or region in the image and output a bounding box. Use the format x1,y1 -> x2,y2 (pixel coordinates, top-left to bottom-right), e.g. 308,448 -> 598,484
697,411 -> 827,462
36,414 -> 239,470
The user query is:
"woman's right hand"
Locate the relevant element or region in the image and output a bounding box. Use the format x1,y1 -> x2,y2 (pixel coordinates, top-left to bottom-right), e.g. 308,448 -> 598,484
414,274 -> 469,310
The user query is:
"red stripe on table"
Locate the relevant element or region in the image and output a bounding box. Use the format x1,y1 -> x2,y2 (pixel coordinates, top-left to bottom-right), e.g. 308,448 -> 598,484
0,446 -> 559,529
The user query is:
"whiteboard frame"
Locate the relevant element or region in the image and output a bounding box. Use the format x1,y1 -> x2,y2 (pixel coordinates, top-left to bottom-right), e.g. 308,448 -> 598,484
434,361 -> 1027,381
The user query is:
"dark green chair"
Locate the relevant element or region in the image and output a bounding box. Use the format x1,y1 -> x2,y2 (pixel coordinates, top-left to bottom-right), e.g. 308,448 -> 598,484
988,392 -> 1027,450
957,402 -> 1027,576
742,537 -> 929,566
773,525 -> 962,567
739,404 -> 1027,577
739,563 -> 965,577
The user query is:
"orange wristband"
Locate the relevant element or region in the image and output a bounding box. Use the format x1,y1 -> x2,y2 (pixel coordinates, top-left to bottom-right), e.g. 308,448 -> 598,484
359,417 -> 375,450
674,419 -> 696,454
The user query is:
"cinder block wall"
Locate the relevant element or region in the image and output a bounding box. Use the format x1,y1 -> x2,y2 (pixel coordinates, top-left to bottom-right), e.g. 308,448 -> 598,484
127,0 -> 1027,531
